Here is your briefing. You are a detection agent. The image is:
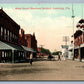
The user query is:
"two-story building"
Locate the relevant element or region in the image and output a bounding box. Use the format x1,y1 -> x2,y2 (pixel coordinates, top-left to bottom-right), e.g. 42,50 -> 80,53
19,29 -> 37,58
74,19 -> 84,61
0,9 -> 24,63
0,9 -> 38,63
25,33 -> 37,58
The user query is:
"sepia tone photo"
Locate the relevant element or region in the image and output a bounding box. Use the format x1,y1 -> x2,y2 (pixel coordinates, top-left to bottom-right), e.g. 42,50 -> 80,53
0,3 -> 84,81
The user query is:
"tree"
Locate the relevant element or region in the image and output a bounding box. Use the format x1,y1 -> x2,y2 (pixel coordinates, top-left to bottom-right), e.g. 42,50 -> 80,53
41,48 -> 51,54
52,51 -> 61,55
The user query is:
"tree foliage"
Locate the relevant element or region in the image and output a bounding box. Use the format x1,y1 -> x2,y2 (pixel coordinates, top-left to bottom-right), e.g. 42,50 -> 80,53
41,48 -> 51,54
52,51 -> 61,55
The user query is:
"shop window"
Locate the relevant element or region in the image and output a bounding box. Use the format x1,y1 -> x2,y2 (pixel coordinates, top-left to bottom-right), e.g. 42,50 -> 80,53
2,51 -> 4,57
4,52 -> 7,57
18,52 -> 20,57
23,53 -> 24,58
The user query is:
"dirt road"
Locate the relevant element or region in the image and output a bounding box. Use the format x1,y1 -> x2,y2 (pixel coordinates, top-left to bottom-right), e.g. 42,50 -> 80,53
0,60 -> 84,81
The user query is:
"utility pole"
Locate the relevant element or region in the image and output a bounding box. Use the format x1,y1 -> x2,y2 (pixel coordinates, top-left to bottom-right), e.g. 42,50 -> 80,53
40,45 -> 44,56
63,36 -> 69,45
72,4 -> 75,60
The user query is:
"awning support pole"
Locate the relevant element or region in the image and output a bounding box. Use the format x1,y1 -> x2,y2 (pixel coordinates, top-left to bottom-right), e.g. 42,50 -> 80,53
79,46 -> 82,62
12,50 -> 14,63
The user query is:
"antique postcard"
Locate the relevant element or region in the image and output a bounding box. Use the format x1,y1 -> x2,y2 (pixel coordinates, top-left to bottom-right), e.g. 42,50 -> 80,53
0,0 -> 84,81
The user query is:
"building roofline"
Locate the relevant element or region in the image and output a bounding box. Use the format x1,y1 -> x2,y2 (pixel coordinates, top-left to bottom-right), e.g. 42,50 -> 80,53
0,9 -> 20,29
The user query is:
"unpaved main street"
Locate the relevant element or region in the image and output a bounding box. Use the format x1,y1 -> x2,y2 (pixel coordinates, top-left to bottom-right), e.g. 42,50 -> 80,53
0,60 -> 84,81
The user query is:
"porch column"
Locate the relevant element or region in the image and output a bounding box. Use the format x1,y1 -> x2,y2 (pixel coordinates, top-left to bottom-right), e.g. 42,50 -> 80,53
12,50 -> 14,63
0,50 -> 1,62
79,46 -> 81,62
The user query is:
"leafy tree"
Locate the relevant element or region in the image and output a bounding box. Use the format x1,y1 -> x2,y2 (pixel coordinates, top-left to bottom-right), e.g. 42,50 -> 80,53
41,48 -> 51,54
52,51 -> 61,55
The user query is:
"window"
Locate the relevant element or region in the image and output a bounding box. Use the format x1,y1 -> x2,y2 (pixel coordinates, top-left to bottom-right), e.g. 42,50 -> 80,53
4,52 -> 6,57
7,30 -> 9,41
10,32 -> 12,41
4,28 -> 6,40
2,51 -> 4,57
1,27 -> 3,36
18,52 -> 20,57
13,34 -> 14,39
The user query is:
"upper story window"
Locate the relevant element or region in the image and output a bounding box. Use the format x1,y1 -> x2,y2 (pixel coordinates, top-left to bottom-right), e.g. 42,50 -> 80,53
13,34 -> 14,39
7,30 -> 9,41
1,27 -> 3,36
10,32 -> 12,41
4,28 -> 6,40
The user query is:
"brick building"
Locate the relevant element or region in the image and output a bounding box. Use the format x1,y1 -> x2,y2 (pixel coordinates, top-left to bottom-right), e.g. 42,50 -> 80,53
19,29 -> 37,58
19,29 -> 28,47
0,9 -> 24,63
37,47 -> 41,57
0,9 -> 38,63
0,9 -> 20,44
25,33 -> 37,58
74,19 -> 84,61
25,33 -> 37,51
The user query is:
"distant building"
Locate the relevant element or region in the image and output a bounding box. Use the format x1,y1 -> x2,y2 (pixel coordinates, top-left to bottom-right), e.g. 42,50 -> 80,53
68,41 -> 73,59
25,33 -> 37,51
61,45 -> 68,58
37,47 -> 41,57
19,29 -> 28,47
25,33 -> 37,58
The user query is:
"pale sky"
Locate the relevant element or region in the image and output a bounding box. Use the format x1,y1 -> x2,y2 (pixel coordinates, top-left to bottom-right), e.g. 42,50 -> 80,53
0,4 -> 83,52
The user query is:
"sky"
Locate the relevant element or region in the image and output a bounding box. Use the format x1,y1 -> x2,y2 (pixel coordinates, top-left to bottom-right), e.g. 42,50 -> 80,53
0,3 -> 83,52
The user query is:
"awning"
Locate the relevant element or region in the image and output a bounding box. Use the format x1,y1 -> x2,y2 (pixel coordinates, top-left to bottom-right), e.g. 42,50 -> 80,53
21,45 -> 36,53
68,45 -> 73,50
74,46 -> 79,49
61,45 -> 68,48
0,41 -> 23,51
29,48 -> 36,53
80,43 -> 84,48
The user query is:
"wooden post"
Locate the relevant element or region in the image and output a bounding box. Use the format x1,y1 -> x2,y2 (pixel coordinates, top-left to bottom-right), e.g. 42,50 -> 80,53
12,50 -> 14,63
0,50 -> 1,62
79,46 -> 81,62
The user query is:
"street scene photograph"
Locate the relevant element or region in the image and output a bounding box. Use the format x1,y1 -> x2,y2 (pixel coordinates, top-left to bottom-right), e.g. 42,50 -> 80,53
0,3 -> 84,81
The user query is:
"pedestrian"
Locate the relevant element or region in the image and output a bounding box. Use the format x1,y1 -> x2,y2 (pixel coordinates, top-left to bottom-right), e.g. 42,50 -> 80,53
48,54 -> 52,61
58,52 -> 61,61
30,52 -> 33,65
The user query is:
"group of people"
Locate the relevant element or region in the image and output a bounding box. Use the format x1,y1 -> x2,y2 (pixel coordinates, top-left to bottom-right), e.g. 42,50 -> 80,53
29,52 -> 67,65
48,52 -> 66,61
58,52 -> 66,61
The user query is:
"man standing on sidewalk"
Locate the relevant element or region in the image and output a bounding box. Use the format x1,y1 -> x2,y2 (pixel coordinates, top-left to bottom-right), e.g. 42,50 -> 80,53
30,52 -> 33,65
58,52 -> 61,61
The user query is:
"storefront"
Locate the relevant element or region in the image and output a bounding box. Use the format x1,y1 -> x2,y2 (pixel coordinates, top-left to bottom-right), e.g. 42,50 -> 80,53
0,41 -> 24,63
